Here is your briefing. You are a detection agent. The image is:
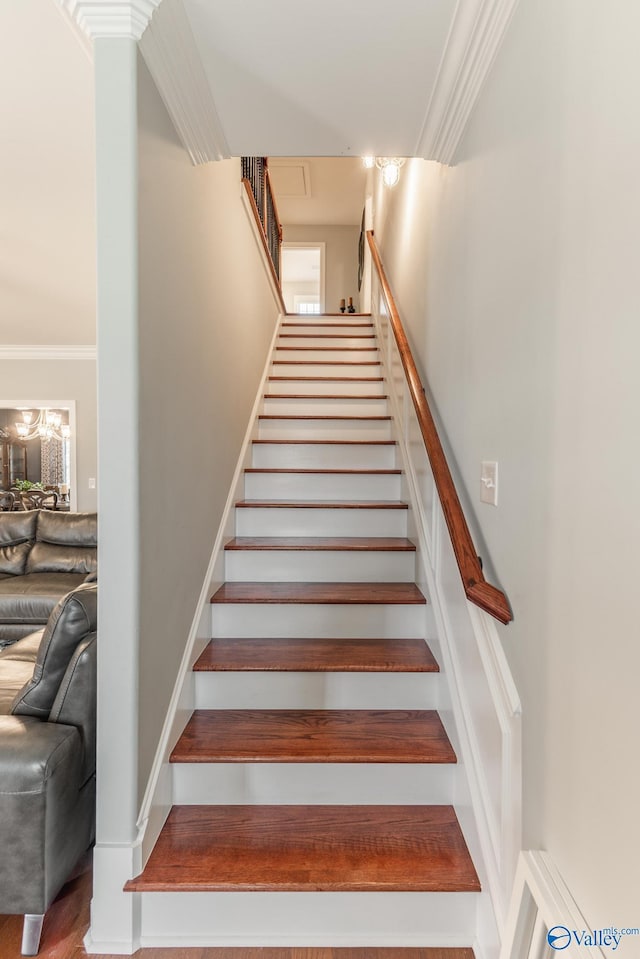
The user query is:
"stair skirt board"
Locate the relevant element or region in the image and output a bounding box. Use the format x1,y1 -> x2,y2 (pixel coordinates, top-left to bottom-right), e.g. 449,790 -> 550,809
136,891 -> 478,947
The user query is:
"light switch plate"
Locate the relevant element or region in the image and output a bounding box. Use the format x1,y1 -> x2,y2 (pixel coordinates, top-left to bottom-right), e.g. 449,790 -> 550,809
480,461 -> 498,506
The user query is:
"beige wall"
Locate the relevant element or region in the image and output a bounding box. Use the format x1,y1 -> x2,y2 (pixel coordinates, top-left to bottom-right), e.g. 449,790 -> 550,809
283,224 -> 360,313
372,0 -> 640,926
136,59 -> 280,798
0,359 -> 97,511
0,0 -> 96,346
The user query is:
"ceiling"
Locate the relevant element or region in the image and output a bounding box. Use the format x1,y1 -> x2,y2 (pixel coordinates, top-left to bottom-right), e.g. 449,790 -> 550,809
181,0 -> 458,158
269,158 -> 367,227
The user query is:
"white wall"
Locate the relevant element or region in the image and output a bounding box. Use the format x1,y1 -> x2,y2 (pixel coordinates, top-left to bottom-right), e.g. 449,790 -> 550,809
0,360 -> 97,510
283,224 -> 360,312
136,58 -> 280,800
372,0 -> 640,927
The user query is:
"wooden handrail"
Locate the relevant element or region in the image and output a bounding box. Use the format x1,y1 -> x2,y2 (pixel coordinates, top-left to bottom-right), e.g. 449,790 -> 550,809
242,177 -> 287,315
367,231 -> 512,625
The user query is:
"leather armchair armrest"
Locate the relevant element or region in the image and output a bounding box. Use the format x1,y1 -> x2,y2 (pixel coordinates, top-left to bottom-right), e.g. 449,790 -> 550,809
0,716 -> 91,916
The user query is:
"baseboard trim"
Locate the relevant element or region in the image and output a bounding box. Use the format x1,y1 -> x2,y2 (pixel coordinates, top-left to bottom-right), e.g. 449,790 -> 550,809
0,344 -> 96,360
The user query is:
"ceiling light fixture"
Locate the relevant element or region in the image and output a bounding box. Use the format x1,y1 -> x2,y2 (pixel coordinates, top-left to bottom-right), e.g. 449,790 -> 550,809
361,156 -> 406,186
15,409 -> 71,442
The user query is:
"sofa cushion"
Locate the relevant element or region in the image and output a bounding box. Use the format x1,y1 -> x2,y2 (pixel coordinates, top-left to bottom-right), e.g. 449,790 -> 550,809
0,630 -> 43,663
0,660 -> 35,715
0,573 -> 86,626
26,512 -> 98,576
11,583 -> 97,720
0,512 -> 38,576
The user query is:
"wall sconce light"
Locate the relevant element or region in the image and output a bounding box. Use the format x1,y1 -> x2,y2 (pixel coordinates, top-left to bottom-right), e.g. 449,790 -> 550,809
362,156 -> 405,186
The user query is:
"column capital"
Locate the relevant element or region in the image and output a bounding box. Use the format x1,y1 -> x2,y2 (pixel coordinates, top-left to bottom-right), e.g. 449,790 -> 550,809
57,0 -> 162,41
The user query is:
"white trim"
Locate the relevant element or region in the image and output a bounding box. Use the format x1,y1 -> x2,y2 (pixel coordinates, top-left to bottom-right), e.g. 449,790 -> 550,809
139,0 -> 230,165
281,242 -> 327,314
500,851 -> 607,959
84,841 -> 142,954
0,345 -> 96,361
56,0 -> 161,40
135,311 -> 284,865
415,0 -> 521,164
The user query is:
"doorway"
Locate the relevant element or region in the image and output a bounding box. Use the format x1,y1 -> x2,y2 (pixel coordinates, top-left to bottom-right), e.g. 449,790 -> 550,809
280,243 -> 325,314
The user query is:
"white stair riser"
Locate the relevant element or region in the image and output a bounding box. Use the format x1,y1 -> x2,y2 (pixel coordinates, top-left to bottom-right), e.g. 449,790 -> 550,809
271,363 -> 382,377
235,506 -> 408,537
258,419 -> 393,440
211,603 -> 430,639
280,324 -> 374,336
263,396 -> 389,415
274,349 -> 379,363
194,670 -> 440,709
251,443 -> 397,469
225,548 -> 415,582
243,471 -> 401,500
266,379 -> 386,396
172,763 -> 455,807
139,891 -> 477,945
278,336 -> 377,349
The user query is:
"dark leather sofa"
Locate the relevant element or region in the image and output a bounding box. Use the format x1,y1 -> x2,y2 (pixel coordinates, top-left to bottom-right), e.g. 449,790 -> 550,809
0,583 -> 97,955
0,511 -> 97,646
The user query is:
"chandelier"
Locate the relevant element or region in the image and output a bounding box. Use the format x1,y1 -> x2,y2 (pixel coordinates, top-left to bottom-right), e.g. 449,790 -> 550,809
15,409 -> 71,442
362,156 -> 406,187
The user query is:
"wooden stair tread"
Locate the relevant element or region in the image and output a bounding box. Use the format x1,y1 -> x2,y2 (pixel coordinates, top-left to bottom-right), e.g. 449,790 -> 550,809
171,709 -> 455,764
244,468 -> 401,475
269,376 -> 385,382
124,805 -> 480,893
252,439 -> 397,445
282,322 -> 374,328
235,500 -> 408,509
272,361 -> 382,366
224,536 -> 415,550
279,333 -> 377,339
210,582 -> 427,604
276,344 -> 378,353
194,637 -> 438,672
258,414 -> 392,421
265,393 -> 389,400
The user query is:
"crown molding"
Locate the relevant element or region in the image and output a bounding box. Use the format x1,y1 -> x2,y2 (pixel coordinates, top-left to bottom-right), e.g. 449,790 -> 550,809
0,345 -> 97,361
56,0 -> 162,40
415,0 -> 521,165
139,0 -> 230,164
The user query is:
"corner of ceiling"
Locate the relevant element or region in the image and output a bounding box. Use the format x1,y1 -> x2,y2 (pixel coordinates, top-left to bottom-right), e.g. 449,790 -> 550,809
415,0 -> 522,165
56,0 -> 230,165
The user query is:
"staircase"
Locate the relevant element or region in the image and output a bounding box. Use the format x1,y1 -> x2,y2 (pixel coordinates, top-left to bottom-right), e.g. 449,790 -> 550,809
126,315 -> 480,951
